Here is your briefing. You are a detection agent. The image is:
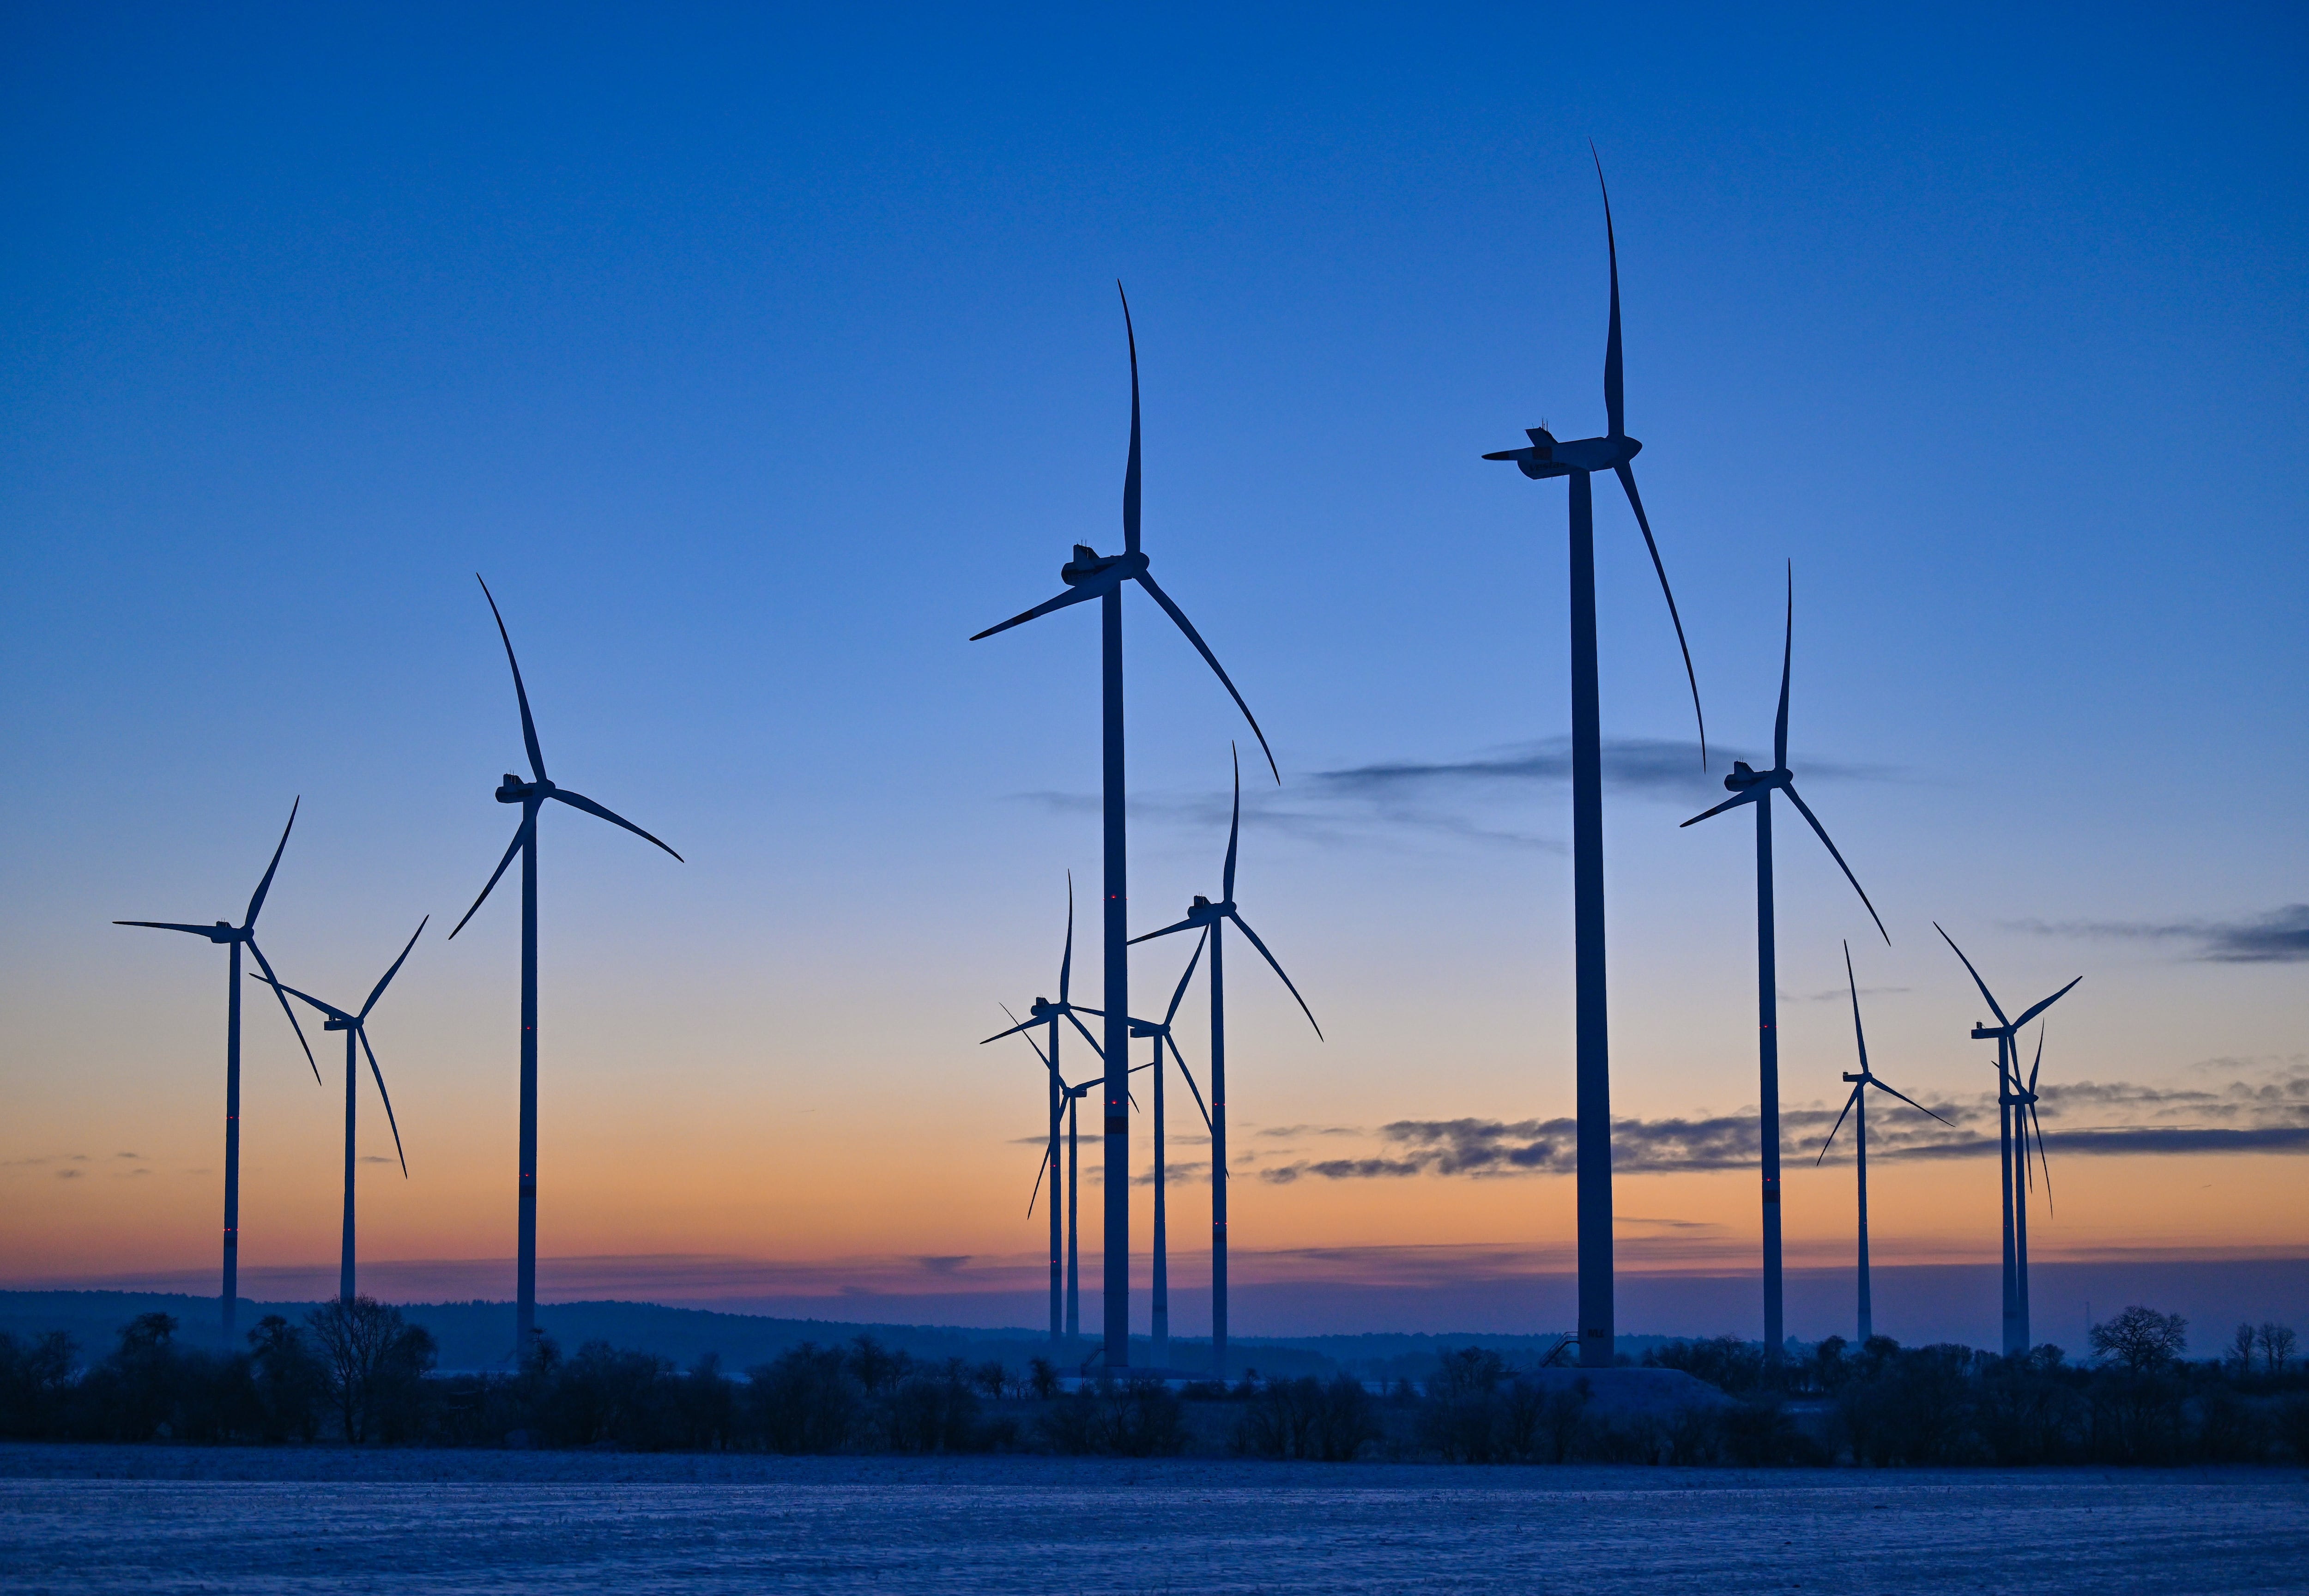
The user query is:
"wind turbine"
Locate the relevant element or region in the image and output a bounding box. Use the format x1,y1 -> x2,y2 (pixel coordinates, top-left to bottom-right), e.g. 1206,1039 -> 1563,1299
1815,941 -> 1950,1343
1130,745 -> 1320,1377
1934,924 -> 2079,1355
1004,1024 -> 1148,1348
1680,567 -> 1886,1364
972,287 -> 1277,1371
1130,931 -> 1214,1372
115,799 -> 319,1337
259,918 -> 424,1303
1483,153 -> 1705,1367
450,576 -> 683,1353
982,877 -> 1105,1343
2009,1024 -> 2059,1343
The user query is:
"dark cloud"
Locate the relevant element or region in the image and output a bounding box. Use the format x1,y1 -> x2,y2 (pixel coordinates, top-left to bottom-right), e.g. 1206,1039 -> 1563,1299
2010,905 -> 2309,963
360,1155 -> 395,1164
54,1169 -> 82,1180
115,1152 -> 140,1160
1312,738 -> 1898,801
1257,1072 -> 2309,1183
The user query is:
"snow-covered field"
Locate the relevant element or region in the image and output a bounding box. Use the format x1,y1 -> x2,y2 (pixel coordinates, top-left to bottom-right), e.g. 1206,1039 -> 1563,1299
3,1445 -> 2303,1593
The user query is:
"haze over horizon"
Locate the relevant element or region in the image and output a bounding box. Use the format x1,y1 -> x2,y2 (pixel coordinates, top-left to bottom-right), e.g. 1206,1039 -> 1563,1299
3,4 -> 2303,1353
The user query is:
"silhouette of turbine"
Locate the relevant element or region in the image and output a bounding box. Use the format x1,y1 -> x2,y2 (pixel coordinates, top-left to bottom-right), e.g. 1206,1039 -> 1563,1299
259,918 -> 425,1303
972,287 -> 1275,1371
1483,151 -> 1705,1366
450,576 -> 682,1354
1130,744 -> 1319,1377
982,875 -> 1104,1343
115,798 -> 319,1337
1815,941 -> 1950,1344
1935,924 -> 2079,1355
1681,566 -> 1886,1363
1129,932 -> 1214,1372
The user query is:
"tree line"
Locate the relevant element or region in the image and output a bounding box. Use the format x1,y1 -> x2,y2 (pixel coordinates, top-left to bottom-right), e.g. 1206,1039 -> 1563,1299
1,1296 -> 2303,1466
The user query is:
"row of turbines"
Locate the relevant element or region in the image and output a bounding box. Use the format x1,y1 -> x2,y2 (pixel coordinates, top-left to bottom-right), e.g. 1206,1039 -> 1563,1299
113,153 -> 2078,1371
966,154 -> 2078,1375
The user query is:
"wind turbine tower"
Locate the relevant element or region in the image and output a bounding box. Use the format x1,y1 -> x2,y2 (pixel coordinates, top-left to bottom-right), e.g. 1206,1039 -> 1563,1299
1935,925 -> 2079,1355
1816,942 -> 1950,1343
260,919 -> 424,1301
973,289 -> 1277,1371
452,578 -> 682,1354
1680,568 -> 1886,1363
115,800 -> 318,1337
1483,155 -> 1705,1366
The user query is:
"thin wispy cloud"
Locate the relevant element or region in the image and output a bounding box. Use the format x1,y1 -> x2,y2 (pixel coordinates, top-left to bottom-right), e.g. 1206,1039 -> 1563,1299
2009,905 -> 2309,963
1013,738 -> 1904,854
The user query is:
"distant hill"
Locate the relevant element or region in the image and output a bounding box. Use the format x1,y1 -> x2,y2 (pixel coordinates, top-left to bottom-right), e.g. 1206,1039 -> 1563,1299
0,1291 -> 1337,1378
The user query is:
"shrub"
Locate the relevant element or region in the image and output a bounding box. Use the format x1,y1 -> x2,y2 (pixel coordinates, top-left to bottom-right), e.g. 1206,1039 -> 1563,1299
746,1342 -> 862,1453
1234,1375 -> 1378,1461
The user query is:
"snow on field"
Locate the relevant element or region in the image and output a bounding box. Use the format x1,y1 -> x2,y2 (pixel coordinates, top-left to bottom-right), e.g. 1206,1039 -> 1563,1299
2,1444 -> 2304,1594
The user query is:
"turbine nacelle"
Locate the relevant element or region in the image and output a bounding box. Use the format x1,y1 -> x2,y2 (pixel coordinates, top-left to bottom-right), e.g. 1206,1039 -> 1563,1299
1060,546 -> 1142,586
1724,760 -> 1790,793
496,774 -> 551,804
1483,428 -> 1641,480
322,1016 -> 354,1032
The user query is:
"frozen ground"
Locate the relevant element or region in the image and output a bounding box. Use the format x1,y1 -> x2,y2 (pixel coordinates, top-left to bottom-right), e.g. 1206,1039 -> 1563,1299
2,1444 -> 2303,1594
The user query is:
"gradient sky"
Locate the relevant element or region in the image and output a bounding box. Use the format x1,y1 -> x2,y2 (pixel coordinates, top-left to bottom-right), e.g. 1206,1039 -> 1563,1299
3,4 -> 2304,1346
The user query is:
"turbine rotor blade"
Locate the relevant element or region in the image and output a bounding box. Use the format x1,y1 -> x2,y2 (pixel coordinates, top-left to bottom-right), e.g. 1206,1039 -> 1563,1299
245,937 -> 321,1084
1613,463 -> 1706,770
1226,912 -> 1322,1040
2029,1100 -> 2054,1215
2012,977 -> 2082,1032
1775,563 -> 1793,771
1062,1008 -> 1106,1060
1119,282 -> 1141,558
449,814 -> 534,940
1594,145 -> 1624,441
114,921 -> 224,937
357,1028 -> 409,1179
1127,916 -> 1199,946
477,575 -> 547,784
1132,570 -> 1279,784
1782,783 -> 1889,945
999,1004 -> 1052,1069
1868,1076 -> 1954,1129
1934,923 -> 2010,1028
1163,928 -> 1209,1025
1060,870 -> 1074,1004
1844,940 -> 1869,1075
1028,1147 -> 1050,1216
981,1013 -> 1046,1048
1678,786 -> 1760,828
970,576 -> 1113,643
1169,1039 -> 1213,1134
245,796 -> 299,929
360,916 -> 428,1021
1815,1082 -> 1863,1166
1223,743 -> 1241,901
549,787 -> 683,863
253,972 -> 350,1026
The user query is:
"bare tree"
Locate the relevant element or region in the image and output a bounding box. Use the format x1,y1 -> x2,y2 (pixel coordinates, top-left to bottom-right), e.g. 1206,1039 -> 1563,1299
305,1296 -> 433,1443
2261,1322 -> 2297,1374
2089,1305 -> 2186,1373
2230,1323 -> 2258,1374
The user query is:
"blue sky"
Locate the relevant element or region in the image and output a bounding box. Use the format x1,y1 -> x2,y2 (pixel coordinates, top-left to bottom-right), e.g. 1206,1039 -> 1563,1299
2,4 -> 2303,1336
